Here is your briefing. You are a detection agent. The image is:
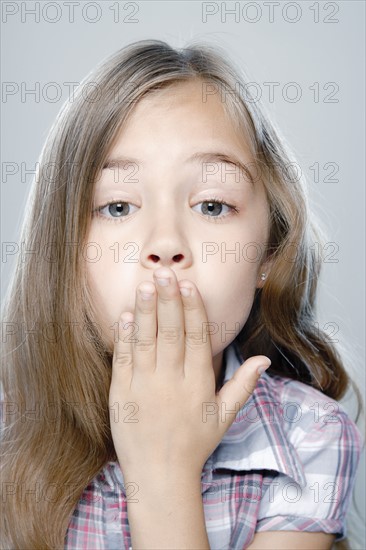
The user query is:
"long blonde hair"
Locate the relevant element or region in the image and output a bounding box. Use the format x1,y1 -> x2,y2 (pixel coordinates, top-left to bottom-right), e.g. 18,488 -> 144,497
1,39 -> 362,548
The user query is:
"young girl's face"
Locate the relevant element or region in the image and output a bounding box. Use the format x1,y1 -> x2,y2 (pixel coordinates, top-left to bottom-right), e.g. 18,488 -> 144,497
85,79 -> 270,382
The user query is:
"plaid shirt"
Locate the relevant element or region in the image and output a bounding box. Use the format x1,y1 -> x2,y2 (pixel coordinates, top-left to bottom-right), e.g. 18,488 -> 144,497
65,342 -> 364,549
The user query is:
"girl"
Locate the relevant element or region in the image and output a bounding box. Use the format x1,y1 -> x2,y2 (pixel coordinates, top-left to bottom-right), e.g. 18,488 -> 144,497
1,39 -> 363,550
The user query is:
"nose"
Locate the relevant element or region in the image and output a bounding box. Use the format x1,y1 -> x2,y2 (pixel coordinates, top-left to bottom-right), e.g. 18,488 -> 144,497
139,219 -> 193,271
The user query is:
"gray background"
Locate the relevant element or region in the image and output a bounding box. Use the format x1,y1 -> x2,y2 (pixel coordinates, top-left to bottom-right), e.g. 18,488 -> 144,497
1,1 -> 365,547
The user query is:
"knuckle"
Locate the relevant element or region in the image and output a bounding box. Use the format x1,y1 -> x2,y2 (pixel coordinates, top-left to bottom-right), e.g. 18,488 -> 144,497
182,302 -> 199,312
137,301 -> 155,312
159,325 -> 182,344
113,351 -> 131,368
185,328 -> 204,349
234,376 -> 256,397
158,294 -> 174,305
134,336 -> 155,352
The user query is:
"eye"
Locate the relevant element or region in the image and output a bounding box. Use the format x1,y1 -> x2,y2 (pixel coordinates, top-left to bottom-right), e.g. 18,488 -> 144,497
92,201 -> 139,223
192,198 -> 239,222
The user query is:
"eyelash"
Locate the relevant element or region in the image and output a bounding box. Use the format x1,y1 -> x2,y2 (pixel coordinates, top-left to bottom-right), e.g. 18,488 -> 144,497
92,196 -> 240,224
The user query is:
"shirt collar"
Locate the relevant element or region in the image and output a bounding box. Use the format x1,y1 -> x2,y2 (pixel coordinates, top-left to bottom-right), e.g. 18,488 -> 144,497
202,341 -> 306,488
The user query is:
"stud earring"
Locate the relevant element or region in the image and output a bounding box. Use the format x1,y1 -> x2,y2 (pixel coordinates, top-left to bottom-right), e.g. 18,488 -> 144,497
260,273 -> 267,281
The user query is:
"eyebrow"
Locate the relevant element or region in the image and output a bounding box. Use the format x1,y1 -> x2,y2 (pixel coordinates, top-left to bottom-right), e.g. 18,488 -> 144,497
103,151 -> 255,186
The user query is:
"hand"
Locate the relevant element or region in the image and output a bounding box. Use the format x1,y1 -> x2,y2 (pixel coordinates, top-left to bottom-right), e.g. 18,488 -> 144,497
109,267 -> 271,478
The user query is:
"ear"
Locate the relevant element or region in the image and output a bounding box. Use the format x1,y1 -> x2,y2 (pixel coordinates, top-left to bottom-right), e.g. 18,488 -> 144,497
256,257 -> 274,289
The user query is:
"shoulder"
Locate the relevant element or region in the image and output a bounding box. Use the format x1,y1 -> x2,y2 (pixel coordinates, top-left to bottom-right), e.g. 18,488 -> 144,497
257,372 -> 365,489
252,372 -> 364,542
260,371 -> 364,451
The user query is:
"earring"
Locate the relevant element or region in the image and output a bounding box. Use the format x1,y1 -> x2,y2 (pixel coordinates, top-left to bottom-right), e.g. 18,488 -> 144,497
260,273 -> 267,281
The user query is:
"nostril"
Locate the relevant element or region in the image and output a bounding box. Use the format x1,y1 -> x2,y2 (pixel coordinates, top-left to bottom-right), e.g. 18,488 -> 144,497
148,254 -> 183,263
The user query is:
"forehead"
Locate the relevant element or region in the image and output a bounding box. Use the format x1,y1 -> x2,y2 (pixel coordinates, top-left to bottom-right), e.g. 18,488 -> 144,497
109,79 -> 250,159
127,78 -> 234,125
144,77 -> 223,100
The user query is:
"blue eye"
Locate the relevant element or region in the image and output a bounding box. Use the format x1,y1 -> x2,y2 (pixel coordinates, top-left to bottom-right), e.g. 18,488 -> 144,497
92,201 -> 138,222
192,198 -> 239,221
103,202 -> 130,217
92,197 -> 239,223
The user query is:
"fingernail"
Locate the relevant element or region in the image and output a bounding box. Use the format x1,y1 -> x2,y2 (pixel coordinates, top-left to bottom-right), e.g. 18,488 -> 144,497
257,362 -> 271,376
138,283 -> 155,300
140,291 -> 154,300
121,312 -> 134,327
179,286 -> 191,297
156,277 -> 170,286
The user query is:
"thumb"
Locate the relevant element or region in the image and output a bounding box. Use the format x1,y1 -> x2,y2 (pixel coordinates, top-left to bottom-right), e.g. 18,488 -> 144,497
216,355 -> 271,437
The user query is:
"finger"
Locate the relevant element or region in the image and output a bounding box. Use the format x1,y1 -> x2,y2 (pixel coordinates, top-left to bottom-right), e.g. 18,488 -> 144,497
178,281 -> 213,380
111,312 -> 135,386
153,268 -> 185,375
132,282 -> 157,374
216,355 -> 271,437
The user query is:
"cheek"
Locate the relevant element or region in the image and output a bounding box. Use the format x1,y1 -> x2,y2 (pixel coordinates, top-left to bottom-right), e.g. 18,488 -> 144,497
200,265 -> 258,356
84,230 -> 129,350
85,264 -> 115,349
